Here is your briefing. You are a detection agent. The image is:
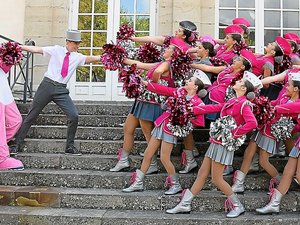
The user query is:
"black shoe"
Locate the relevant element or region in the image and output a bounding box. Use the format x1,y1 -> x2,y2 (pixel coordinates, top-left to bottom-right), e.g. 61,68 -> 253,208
9,143 -> 25,156
65,145 -> 82,156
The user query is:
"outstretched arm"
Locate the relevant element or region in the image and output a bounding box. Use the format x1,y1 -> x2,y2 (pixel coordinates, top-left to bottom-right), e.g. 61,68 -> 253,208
123,58 -> 156,71
20,45 -> 43,54
145,81 -> 177,96
130,36 -> 166,46
85,55 -> 101,64
261,70 -> 286,85
191,63 -> 225,74
193,103 -> 224,116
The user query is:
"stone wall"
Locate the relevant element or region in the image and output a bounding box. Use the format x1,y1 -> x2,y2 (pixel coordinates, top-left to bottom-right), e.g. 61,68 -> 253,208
157,0 -> 216,37
24,0 -> 70,86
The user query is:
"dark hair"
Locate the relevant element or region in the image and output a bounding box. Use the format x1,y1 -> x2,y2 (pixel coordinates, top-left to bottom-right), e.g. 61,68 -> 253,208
239,25 -> 250,36
292,80 -> 300,90
202,42 -> 216,57
289,41 -> 298,53
243,79 -> 255,100
241,58 -> 251,71
274,44 -> 284,57
179,21 -> 197,44
230,34 -> 242,44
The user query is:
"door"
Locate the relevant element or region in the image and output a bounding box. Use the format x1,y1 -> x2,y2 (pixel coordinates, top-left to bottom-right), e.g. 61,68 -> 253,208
69,0 -> 156,101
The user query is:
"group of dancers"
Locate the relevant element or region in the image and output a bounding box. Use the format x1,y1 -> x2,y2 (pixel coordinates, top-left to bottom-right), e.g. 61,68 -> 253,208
0,17 -> 299,219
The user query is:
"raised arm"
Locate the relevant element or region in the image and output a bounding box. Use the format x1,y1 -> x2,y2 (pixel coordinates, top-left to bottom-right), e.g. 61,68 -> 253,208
191,63 -> 225,74
261,70 -> 286,85
146,81 -> 177,96
123,58 -> 156,71
20,45 -> 43,54
130,36 -> 166,46
193,103 -> 224,116
151,61 -> 169,82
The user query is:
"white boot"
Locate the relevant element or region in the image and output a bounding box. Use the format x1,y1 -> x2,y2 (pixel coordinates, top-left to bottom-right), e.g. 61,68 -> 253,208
122,169 -> 145,192
256,188 -> 282,214
223,165 -> 234,176
110,148 -> 130,172
146,155 -> 158,175
225,194 -> 245,218
249,152 -> 259,173
231,170 -> 246,193
164,174 -> 182,195
166,189 -> 194,214
179,150 -> 197,174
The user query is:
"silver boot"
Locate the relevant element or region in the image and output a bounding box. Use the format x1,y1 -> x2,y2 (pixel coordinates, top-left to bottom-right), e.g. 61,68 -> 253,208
231,170 -> 246,193
122,169 -> 145,192
179,150 -> 198,174
249,152 -> 259,173
166,189 -> 194,214
225,194 -> 245,218
164,174 -> 182,195
256,188 -> 282,214
223,165 -> 234,176
110,148 -> 130,172
146,155 -> 158,175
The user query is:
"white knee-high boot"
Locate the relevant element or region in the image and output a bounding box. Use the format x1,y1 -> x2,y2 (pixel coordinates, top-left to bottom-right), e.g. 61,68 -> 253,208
164,173 -> 182,195
256,188 -> 282,214
110,148 -> 130,172
179,150 -> 197,174
225,194 -> 245,218
231,170 -> 246,193
122,169 -> 145,192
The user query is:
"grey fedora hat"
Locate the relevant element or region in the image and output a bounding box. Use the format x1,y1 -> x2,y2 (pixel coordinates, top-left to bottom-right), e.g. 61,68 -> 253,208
66,30 -> 82,42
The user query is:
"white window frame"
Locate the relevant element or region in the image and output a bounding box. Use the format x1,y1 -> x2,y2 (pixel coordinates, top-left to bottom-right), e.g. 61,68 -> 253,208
215,0 -> 300,54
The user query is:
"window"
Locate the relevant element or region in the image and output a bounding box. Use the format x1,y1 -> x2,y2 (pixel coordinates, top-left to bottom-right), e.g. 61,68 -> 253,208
217,0 -> 300,53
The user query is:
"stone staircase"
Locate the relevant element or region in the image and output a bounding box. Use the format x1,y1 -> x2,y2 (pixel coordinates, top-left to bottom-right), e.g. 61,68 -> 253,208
0,101 -> 299,225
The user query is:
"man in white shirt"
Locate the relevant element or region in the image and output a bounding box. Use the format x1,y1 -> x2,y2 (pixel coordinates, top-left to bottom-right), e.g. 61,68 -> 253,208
10,30 -> 101,156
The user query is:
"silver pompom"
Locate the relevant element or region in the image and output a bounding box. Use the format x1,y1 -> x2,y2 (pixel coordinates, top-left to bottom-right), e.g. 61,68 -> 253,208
209,115 -> 246,151
225,86 -> 236,102
167,121 -> 194,138
138,79 -> 168,103
271,117 -> 295,141
119,40 -> 137,59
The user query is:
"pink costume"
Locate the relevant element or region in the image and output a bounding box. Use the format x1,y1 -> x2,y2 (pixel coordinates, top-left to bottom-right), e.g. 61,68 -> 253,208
0,63 -> 23,169
277,68 -> 300,99
207,67 -> 237,104
146,83 -> 204,135
276,99 -> 300,148
193,96 -> 257,145
215,45 -> 238,65
252,54 -> 274,76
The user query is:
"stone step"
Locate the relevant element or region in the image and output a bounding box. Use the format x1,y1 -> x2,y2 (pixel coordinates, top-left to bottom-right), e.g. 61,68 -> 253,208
26,125 -> 210,141
15,153 -> 288,173
0,169 -> 298,191
0,185 -> 298,212
0,206 -> 299,225
17,101 -> 133,116
26,114 -> 127,127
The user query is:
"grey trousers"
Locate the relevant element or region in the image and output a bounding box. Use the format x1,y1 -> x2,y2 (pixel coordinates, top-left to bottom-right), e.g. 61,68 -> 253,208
15,77 -> 79,148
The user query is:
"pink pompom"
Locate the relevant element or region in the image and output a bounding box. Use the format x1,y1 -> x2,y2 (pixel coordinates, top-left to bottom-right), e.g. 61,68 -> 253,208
0,42 -> 23,66
138,43 -> 161,63
100,42 -> 128,71
116,24 -> 135,42
251,95 -> 275,126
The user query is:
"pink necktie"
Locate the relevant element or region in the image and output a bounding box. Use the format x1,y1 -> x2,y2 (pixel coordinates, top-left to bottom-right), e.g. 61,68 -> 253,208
61,52 -> 70,77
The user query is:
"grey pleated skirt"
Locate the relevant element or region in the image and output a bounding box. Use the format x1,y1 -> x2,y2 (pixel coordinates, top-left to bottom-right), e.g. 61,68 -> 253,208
252,131 -> 278,154
289,146 -> 300,158
129,99 -> 138,114
132,100 -> 162,122
151,124 -> 177,144
205,142 -> 234,166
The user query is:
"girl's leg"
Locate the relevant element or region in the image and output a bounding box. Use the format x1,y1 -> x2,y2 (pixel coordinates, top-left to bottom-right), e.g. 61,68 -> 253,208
166,156 -> 212,214
283,138 -> 294,154
122,136 -> 161,193
259,149 -> 280,191
160,140 -> 182,195
110,113 -> 139,172
211,160 -> 245,218
232,140 -> 258,193
277,157 -> 298,195
123,114 -> 139,151
140,136 -> 161,174
295,157 -> 300,185
180,133 -> 198,174
139,119 -> 154,143
190,156 -> 212,195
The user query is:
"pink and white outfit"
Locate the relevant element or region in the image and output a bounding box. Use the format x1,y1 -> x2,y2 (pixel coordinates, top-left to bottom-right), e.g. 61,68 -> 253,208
0,63 -> 23,169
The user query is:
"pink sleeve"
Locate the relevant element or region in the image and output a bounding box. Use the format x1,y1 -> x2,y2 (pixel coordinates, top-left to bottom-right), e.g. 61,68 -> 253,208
193,103 -> 224,116
146,82 -> 177,96
276,101 -> 300,115
231,104 -> 257,138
